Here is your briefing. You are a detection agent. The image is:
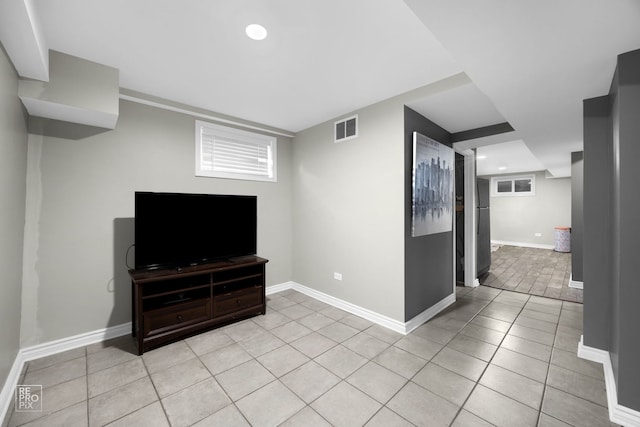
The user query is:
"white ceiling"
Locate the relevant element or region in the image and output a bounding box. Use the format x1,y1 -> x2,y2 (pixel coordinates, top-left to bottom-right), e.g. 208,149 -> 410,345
406,0 -> 640,176
2,0 -> 640,177
31,0 -> 463,133
476,141 -> 545,177
406,80 -> 506,133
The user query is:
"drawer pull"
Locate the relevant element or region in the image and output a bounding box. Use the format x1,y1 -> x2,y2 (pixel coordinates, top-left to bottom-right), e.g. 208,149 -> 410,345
212,286 -> 263,317
177,315 -> 183,322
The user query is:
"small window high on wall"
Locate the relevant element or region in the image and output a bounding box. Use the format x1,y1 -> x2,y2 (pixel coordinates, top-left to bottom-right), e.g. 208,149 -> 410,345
195,121 -> 277,182
490,174 -> 535,196
334,115 -> 358,143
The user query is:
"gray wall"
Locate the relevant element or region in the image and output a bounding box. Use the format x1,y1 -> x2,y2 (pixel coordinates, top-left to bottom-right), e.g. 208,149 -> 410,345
20,99 -> 293,346
20,72 -> 469,346
19,50 -> 119,129
0,46 -> 27,387
291,95 -> 406,321
610,50 -> 640,411
583,96 -> 612,352
290,81 -> 467,324
480,171 -> 571,247
583,48 -> 640,411
404,107 -> 453,321
570,152 -> 583,282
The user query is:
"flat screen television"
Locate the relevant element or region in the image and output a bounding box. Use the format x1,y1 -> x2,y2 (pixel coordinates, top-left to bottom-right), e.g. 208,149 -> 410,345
134,192 -> 257,269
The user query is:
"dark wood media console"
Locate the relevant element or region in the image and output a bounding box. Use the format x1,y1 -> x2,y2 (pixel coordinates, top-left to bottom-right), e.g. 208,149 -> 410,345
129,256 -> 267,355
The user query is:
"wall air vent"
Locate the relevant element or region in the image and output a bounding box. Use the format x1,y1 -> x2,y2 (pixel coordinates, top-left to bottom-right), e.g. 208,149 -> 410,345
334,115 -> 358,143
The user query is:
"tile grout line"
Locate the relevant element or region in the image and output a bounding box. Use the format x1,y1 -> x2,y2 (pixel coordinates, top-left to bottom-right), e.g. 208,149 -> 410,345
447,290 -> 540,426
352,288 -> 505,425
243,324 -> 326,426
534,300 -> 562,427
202,313 -> 365,426
84,347 -> 89,426
542,302 -> 610,410
285,308 -> 414,425
483,246 -> 580,303
196,327 -> 270,426
7,350 -> 89,426
144,354 -> 175,427
11,287 -> 592,427
266,301 -> 407,426
185,332 -> 252,424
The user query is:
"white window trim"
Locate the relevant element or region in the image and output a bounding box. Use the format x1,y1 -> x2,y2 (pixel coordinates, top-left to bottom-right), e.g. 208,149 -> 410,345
334,114 -> 358,143
490,174 -> 536,197
195,120 -> 277,182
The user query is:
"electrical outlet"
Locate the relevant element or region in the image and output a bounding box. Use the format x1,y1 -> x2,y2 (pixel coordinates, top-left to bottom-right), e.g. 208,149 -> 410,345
333,272 -> 342,281
534,233 -> 542,237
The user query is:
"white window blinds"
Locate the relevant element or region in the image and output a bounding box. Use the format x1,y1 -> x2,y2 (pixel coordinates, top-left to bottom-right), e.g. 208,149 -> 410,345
196,121 -> 277,182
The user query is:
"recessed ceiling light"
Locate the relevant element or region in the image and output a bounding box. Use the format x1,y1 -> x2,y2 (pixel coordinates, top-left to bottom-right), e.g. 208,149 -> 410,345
498,166 -> 507,170
246,24 -> 267,41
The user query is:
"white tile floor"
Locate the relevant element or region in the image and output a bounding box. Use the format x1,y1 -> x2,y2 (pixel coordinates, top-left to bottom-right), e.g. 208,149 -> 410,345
4,286 -> 618,427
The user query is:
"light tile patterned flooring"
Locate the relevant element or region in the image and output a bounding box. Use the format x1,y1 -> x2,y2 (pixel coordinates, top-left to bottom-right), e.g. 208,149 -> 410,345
480,245 -> 583,303
5,286 -> 615,427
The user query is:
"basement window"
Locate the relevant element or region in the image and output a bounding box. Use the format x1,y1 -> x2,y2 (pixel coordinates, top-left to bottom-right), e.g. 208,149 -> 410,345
491,174 -> 535,196
334,115 -> 358,142
195,121 -> 277,182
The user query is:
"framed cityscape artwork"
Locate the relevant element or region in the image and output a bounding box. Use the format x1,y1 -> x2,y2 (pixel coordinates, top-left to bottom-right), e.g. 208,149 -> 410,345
411,132 -> 454,237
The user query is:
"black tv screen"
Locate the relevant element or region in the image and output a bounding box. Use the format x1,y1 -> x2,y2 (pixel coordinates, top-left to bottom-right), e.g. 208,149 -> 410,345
134,192 -> 257,269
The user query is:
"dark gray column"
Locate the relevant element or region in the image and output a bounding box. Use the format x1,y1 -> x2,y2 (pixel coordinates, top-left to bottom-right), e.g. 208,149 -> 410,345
582,96 -> 612,352
583,48 -> 640,412
404,106 -> 453,321
612,50 -> 640,410
570,151 -> 583,282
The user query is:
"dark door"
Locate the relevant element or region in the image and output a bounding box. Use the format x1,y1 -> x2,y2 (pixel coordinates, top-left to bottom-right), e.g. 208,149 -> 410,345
477,206 -> 491,276
477,177 -> 490,208
476,178 -> 491,276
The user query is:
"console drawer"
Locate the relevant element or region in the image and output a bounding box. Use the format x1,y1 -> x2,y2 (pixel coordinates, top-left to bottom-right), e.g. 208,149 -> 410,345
214,286 -> 263,317
144,299 -> 211,336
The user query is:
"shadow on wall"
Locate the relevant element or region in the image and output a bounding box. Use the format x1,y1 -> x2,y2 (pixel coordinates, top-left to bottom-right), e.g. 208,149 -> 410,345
109,218 -> 135,332
28,117 -> 112,140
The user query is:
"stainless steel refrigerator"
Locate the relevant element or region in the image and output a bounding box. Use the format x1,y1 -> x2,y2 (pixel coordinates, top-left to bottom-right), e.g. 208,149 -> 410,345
477,178 -> 491,276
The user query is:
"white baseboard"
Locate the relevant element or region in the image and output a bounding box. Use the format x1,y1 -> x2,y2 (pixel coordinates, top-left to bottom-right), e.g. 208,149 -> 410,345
3,281 -> 456,424
568,274 -> 584,289
404,293 -> 456,334
20,322 -> 131,363
491,240 -> 555,250
578,336 -> 640,427
273,281 -> 407,334
299,282 -> 409,333
0,350 -> 26,426
265,281 -> 293,295
0,322 -> 131,424
267,281 -> 454,335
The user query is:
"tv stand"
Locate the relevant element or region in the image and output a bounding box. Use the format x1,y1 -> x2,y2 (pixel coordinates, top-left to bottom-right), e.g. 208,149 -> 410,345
129,256 -> 267,355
